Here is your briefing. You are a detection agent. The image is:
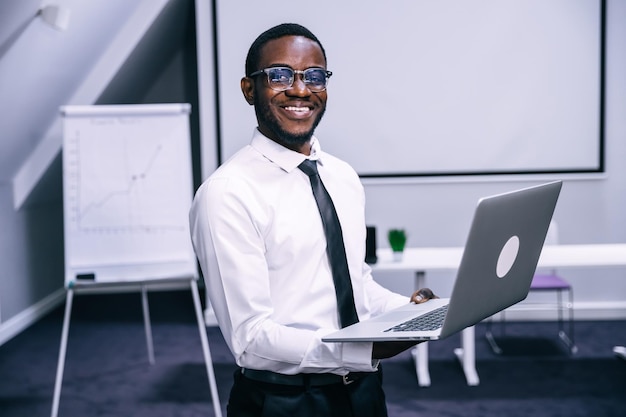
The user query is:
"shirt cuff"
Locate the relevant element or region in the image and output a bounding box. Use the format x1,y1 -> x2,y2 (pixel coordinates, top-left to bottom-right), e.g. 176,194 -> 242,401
341,341 -> 378,372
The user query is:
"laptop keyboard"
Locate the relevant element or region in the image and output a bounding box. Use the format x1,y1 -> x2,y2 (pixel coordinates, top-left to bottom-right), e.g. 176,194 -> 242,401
384,305 -> 448,332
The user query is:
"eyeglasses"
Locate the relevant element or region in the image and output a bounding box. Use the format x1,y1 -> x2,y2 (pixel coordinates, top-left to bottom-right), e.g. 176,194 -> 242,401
249,66 -> 333,93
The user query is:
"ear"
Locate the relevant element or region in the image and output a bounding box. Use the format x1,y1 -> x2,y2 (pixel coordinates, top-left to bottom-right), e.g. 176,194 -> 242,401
241,77 -> 255,105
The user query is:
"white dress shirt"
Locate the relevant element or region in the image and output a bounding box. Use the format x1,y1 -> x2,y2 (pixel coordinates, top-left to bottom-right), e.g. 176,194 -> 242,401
189,129 -> 408,375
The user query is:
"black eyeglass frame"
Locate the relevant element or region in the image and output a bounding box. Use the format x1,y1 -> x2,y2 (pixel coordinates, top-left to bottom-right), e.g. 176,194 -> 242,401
248,66 -> 333,92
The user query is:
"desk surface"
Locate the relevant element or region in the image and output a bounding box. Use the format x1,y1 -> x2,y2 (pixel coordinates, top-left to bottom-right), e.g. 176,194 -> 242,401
373,243 -> 626,272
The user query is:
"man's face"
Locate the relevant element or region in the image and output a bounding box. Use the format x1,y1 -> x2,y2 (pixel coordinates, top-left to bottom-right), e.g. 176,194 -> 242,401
242,36 -> 327,152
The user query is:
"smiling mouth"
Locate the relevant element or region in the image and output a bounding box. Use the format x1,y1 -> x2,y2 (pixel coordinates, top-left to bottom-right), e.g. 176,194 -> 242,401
283,106 -> 312,114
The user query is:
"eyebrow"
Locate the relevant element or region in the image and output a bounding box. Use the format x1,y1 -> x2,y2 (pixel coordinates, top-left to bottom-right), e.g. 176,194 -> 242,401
265,64 -> 326,70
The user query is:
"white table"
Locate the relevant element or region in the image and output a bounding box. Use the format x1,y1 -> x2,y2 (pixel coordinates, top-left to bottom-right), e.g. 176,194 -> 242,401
372,243 -> 626,387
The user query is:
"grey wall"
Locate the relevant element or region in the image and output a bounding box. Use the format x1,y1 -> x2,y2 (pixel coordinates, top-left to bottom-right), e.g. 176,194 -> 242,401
0,182 -> 64,329
0,0 -> 199,344
1,0 -> 624,346
196,0 -> 626,320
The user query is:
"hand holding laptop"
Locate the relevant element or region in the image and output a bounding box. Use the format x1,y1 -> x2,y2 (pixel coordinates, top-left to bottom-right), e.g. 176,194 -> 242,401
373,287 -> 439,359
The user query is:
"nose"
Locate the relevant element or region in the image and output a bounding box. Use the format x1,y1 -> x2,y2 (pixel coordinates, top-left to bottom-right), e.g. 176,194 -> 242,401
286,74 -> 311,96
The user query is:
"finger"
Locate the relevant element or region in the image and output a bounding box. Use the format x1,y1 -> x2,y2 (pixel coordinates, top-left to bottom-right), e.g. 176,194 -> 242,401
410,290 -> 427,304
411,288 -> 439,303
412,292 -> 424,303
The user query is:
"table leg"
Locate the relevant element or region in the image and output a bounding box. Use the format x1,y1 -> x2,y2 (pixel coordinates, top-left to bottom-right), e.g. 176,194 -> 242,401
413,269 -> 479,386
204,288 -> 219,326
453,326 -> 480,386
412,343 -> 431,387
411,271 -> 431,386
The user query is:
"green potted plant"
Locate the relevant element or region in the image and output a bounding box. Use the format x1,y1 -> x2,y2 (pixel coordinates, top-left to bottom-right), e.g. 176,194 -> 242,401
388,229 -> 407,261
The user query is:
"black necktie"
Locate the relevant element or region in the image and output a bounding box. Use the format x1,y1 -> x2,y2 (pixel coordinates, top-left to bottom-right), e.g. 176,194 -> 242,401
298,159 -> 359,328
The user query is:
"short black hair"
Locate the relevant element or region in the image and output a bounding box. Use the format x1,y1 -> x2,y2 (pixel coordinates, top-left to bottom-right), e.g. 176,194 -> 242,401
245,23 -> 327,77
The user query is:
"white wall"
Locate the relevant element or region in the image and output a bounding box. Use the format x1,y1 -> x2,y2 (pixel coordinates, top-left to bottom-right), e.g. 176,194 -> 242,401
362,2 -> 626,319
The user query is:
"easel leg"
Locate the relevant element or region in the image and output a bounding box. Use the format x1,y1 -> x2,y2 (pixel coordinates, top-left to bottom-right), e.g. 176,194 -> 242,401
190,280 -> 223,417
51,289 -> 74,417
141,285 -> 155,365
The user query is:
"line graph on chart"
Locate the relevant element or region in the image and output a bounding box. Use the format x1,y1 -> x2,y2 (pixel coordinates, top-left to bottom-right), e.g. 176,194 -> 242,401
63,114 -> 194,268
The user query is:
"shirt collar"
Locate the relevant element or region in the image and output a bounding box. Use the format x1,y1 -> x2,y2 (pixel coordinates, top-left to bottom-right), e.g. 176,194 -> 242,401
250,129 -> 325,172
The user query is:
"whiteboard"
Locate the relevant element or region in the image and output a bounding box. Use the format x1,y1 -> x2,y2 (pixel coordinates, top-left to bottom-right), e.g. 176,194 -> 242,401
61,104 -> 198,285
213,0 -> 603,177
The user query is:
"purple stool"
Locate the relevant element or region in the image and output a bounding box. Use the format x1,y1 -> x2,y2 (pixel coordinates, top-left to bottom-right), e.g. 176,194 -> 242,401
486,271 -> 576,354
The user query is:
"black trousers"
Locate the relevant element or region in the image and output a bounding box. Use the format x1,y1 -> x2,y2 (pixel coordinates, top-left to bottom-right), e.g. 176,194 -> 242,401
226,368 -> 389,417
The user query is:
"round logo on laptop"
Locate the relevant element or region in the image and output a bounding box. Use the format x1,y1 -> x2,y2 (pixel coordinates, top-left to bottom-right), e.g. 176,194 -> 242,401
496,235 -> 519,278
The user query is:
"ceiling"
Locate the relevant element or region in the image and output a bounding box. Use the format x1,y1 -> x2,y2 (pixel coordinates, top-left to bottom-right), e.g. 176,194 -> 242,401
0,0 -> 192,208
0,0 -> 149,182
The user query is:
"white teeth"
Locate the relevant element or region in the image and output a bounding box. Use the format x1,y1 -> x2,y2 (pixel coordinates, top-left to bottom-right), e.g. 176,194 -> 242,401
284,106 -> 310,113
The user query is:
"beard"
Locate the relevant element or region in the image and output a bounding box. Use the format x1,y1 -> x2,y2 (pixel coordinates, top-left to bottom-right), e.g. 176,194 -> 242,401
254,95 -> 326,147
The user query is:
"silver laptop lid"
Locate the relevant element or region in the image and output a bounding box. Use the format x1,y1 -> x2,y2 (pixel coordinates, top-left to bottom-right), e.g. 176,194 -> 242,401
439,180 -> 562,338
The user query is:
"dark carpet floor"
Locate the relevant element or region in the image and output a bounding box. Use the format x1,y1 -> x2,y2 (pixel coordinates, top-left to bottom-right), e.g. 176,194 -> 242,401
0,290 -> 625,417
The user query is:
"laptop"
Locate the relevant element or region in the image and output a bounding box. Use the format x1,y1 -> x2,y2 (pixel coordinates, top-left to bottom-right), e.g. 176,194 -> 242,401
323,181 -> 562,343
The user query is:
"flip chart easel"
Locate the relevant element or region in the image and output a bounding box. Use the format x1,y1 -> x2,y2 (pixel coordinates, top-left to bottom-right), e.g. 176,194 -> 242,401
52,104 -> 222,417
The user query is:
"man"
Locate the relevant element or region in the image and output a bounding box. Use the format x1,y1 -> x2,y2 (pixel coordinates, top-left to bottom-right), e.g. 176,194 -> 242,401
189,23 -> 436,417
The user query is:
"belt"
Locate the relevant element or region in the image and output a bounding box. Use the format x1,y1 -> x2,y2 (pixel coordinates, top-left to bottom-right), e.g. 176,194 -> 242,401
241,368 -> 370,386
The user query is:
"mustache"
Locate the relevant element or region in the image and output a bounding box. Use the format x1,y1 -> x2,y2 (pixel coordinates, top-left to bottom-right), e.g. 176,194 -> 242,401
254,96 -> 326,146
